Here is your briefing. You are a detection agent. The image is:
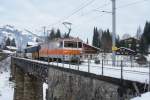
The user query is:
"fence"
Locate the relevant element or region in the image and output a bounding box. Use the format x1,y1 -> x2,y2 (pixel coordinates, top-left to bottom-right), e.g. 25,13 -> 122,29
13,56 -> 150,89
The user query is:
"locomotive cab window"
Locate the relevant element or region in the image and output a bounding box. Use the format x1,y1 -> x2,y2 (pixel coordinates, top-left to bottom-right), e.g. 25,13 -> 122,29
78,42 -> 82,48
64,41 -> 77,48
59,42 -> 63,48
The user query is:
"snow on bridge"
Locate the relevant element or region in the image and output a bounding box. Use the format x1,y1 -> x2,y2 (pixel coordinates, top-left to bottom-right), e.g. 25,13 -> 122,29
14,57 -> 150,84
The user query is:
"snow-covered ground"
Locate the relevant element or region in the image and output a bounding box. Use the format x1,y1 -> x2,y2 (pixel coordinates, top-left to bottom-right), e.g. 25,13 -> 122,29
0,70 -> 14,100
0,57 -> 14,100
0,57 -> 48,100
2,50 -> 15,54
131,92 -> 150,100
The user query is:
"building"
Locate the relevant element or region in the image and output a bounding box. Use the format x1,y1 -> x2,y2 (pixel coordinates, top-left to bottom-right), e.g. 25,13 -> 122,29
119,37 -> 140,52
82,43 -> 100,59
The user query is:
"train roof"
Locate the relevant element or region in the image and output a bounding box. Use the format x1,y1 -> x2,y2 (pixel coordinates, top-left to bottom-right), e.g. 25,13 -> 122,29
52,37 -> 83,42
24,45 -> 40,53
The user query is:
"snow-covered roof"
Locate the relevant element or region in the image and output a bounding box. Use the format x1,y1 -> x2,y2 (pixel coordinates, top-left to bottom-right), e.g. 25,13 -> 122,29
2,50 -> 14,54
83,42 -> 101,51
131,92 -> 150,100
119,47 -> 136,52
6,46 -> 17,50
52,37 -> 83,42
27,42 -> 38,46
25,45 -> 40,53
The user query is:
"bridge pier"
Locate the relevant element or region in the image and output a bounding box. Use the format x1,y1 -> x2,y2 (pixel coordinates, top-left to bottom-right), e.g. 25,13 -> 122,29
10,59 -> 16,80
13,66 -> 43,100
14,66 -> 24,100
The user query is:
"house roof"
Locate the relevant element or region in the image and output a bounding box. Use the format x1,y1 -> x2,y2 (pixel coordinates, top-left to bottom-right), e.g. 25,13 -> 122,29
120,37 -> 140,42
24,45 -> 40,53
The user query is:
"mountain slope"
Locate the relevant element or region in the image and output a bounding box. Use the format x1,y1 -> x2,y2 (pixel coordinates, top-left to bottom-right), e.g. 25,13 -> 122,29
0,25 -> 38,50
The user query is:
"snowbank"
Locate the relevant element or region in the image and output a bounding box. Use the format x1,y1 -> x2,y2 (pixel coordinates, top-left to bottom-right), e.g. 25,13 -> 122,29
43,83 -> 48,100
6,46 -> 17,50
0,57 -> 14,100
131,92 -> 150,100
2,50 -> 14,54
27,42 -> 38,46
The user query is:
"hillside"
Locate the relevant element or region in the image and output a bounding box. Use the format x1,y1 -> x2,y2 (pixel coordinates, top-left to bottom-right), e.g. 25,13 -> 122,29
0,25 -> 39,50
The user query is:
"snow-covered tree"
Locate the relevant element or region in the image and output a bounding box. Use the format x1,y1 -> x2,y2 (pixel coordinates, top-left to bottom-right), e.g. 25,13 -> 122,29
122,33 -> 131,40
136,26 -> 142,40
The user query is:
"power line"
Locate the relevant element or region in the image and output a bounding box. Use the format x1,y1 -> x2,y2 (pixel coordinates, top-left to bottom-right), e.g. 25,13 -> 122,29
79,3 -> 111,17
95,2 -> 111,10
48,0 -> 96,27
72,0 -> 149,34
117,0 -> 149,9
64,0 -> 96,20
48,0 -> 149,33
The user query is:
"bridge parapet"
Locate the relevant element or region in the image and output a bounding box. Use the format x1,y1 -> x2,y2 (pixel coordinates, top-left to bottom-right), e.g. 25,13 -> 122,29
11,56 -> 148,100
12,57 -> 48,82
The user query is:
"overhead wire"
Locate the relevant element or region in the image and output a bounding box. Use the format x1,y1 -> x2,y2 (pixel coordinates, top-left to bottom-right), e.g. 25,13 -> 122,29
71,0 -> 149,34
46,0 -> 149,35
116,0 -> 149,9
48,0 -> 97,28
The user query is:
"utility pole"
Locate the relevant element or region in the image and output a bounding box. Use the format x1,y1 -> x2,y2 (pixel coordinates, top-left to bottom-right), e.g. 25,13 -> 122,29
43,26 -> 46,42
112,0 -> 116,66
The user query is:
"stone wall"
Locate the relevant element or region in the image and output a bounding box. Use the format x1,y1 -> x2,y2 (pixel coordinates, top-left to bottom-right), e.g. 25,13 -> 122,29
13,66 -> 43,100
48,68 -> 119,100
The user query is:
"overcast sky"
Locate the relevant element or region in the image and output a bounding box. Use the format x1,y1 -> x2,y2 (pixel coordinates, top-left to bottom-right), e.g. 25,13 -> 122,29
0,0 -> 150,43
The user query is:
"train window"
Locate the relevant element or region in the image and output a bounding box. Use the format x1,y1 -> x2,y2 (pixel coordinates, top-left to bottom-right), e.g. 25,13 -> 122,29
64,41 -> 77,48
59,42 -> 63,47
78,42 -> 82,48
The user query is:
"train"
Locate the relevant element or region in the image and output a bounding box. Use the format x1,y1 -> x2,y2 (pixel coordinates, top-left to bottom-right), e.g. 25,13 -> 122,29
25,38 -> 83,62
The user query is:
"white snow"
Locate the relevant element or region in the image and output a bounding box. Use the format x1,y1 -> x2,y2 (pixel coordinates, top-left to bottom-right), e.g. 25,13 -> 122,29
2,50 -> 14,54
6,46 -> 17,50
43,83 -> 48,100
131,92 -> 150,100
27,42 -> 38,46
0,57 -> 14,100
0,71 -> 14,100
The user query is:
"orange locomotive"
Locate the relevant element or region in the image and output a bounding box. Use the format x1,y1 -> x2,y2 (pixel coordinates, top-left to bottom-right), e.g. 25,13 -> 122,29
39,38 -> 83,62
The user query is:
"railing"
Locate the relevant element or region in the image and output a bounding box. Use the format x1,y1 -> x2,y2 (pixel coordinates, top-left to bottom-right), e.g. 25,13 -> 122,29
12,56 -> 150,84
47,58 -> 150,83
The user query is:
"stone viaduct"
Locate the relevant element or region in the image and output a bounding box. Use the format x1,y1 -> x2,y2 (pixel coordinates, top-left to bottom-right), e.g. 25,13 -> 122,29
11,57 -> 147,100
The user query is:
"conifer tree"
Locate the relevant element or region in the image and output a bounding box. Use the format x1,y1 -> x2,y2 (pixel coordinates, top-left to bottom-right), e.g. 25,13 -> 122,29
140,21 -> 150,54
56,29 -> 61,38
86,38 -> 89,44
